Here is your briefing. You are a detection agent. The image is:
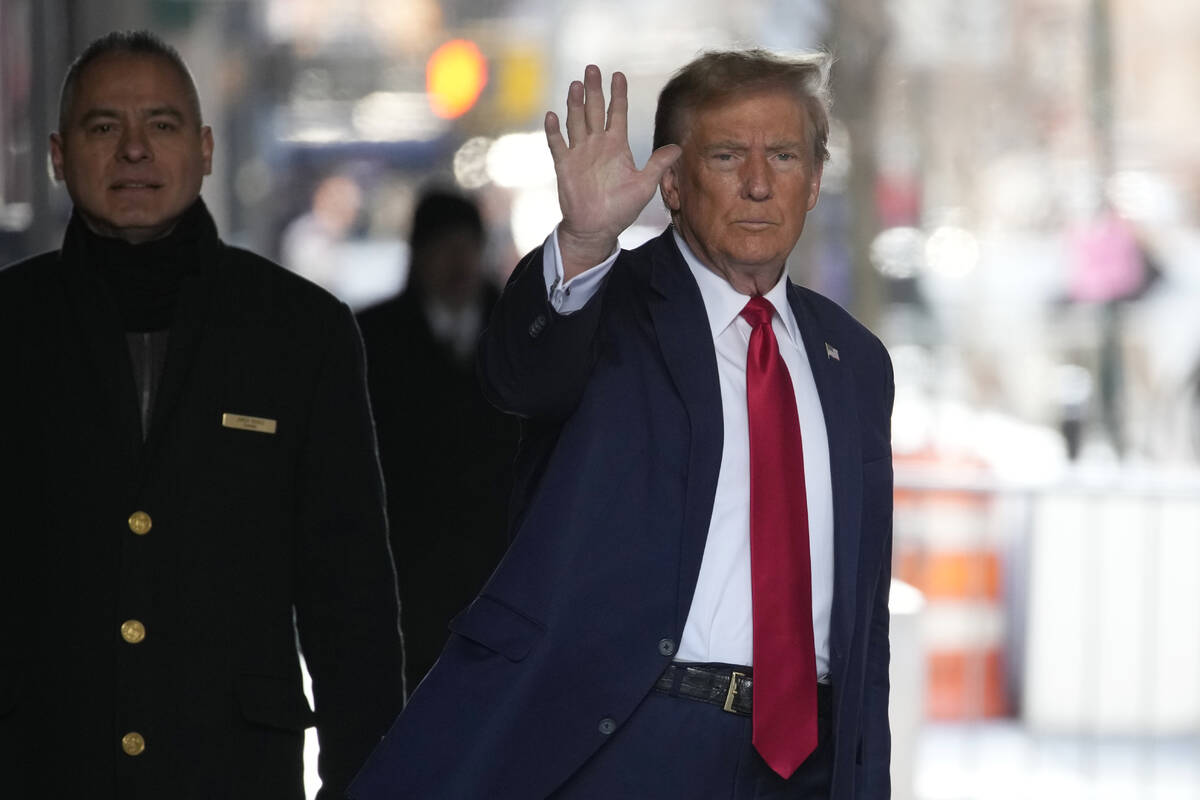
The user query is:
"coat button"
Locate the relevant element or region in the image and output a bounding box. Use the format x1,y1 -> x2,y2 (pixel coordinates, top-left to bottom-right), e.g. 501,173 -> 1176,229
128,511 -> 152,536
528,314 -> 547,338
121,620 -> 146,644
657,638 -> 676,657
598,718 -> 617,735
122,732 -> 146,756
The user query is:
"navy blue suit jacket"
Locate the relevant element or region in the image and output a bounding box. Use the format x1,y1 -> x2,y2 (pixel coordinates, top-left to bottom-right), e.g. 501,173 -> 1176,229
350,230 -> 894,799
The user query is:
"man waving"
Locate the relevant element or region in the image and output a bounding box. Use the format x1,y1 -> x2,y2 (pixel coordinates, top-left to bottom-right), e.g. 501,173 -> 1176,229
352,49 -> 894,800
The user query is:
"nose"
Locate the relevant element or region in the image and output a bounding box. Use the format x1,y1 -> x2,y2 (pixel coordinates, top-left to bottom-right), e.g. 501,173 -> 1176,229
117,125 -> 152,163
741,152 -> 771,201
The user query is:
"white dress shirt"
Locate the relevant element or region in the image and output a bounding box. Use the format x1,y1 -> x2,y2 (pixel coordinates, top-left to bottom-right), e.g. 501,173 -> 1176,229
542,229 -> 834,679
424,297 -> 484,363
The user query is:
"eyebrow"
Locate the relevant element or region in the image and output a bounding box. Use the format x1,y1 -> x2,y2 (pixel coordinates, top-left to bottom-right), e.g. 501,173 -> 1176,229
702,138 -> 808,152
78,109 -> 121,126
77,106 -> 187,126
144,106 -> 186,122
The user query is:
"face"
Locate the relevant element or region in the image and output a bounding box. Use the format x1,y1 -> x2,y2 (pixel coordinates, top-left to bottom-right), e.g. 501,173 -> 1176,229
50,52 -> 213,244
417,231 -> 485,310
660,89 -> 822,290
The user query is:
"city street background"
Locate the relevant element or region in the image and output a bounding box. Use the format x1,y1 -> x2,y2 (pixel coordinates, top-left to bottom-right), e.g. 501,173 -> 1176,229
3,1 -> 1198,797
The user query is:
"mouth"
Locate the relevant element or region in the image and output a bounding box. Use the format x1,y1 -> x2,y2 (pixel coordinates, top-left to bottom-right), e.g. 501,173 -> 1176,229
733,220 -> 776,231
110,182 -> 163,191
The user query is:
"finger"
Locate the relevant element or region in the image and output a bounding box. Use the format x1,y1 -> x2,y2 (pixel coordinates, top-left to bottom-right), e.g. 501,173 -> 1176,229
544,111 -> 567,163
583,64 -> 605,134
564,80 -> 586,147
642,144 -> 683,182
605,71 -> 628,134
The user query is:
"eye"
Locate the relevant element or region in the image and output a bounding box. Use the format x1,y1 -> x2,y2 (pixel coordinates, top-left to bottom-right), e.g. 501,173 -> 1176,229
773,152 -> 797,162
154,121 -> 177,131
90,123 -> 114,134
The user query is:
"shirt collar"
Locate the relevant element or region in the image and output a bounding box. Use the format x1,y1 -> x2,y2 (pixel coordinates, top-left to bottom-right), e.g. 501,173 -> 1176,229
672,228 -> 800,346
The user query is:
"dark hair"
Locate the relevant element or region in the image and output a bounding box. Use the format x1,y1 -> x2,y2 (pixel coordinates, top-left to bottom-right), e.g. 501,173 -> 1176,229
58,30 -> 202,131
653,49 -> 832,165
410,189 -> 484,252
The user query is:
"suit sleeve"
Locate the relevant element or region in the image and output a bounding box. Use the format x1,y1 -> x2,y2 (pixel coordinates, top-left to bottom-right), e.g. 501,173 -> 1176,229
859,341 -> 894,798
292,302 -> 404,800
477,245 -> 608,420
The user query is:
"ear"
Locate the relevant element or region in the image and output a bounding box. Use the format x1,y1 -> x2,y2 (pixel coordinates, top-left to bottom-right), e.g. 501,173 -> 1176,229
660,162 -> 681,213
49,133 -> 66,181
806,161 -> 823,212
200,125 -> 214,176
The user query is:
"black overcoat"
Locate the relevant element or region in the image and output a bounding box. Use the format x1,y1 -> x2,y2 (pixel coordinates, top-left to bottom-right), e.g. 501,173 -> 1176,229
0,207 -> 404,799
357,285 -> 518,691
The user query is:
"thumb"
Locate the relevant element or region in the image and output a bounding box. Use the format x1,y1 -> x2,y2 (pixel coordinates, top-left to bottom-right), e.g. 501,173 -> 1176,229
642,144 -> 682,183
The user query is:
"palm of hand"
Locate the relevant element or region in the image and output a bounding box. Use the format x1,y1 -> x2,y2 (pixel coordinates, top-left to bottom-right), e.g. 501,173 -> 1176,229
545,66 -> 680,277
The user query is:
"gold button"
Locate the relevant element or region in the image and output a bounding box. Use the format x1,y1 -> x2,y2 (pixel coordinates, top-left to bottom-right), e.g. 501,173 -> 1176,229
120,620 -> 146,644
128,511 -> 152,536
121,732 -> 145,756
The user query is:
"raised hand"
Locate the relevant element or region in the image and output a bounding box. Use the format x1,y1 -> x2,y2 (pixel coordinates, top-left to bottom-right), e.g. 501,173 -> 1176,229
545,65 -> 681,280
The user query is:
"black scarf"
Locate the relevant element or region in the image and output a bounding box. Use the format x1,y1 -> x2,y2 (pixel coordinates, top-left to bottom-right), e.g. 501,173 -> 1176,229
69,198 -> 218,333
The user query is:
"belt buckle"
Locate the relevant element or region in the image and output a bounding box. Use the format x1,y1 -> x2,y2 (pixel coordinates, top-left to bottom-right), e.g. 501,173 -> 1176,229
723,670 -> 746,713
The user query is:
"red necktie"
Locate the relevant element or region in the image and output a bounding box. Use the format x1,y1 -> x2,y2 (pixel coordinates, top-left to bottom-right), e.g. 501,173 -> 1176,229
740,295 -> 818,778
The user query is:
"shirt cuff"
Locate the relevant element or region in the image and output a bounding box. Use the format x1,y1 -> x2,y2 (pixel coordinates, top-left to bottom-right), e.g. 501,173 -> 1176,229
542,226 -> 620,315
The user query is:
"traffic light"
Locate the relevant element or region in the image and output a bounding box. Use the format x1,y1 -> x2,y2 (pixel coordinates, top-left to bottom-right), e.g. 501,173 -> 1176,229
426,39 -> 488,119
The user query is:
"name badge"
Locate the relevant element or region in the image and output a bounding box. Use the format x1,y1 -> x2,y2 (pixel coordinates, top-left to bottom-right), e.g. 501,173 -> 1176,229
221,413 -> 277,434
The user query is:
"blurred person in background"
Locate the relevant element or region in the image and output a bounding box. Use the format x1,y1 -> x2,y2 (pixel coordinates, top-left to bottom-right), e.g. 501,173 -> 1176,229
0,30 -> 403,799
357,187 -> 519,692
351,49 -> 893,800
279,172 -> 364,297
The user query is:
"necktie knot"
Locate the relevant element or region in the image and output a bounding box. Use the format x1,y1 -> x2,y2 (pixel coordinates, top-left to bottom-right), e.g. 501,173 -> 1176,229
740,295 -> 775,328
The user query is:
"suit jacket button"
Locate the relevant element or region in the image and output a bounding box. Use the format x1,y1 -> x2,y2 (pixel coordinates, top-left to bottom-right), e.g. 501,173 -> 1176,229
128,511 -> 152,535
122,732 -> 146,756
121,620 -> 146,644
598,718 -> 617,735
657,638 -> 676,657
528,315 -> 547,338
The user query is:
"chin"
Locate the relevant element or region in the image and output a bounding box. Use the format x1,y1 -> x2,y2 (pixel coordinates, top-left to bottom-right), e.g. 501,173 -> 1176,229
87,212 -> 172,242
108,213 -> 161,228
729,245 -> 786,267
110,205 -> 178,227
119,221 -> 171,237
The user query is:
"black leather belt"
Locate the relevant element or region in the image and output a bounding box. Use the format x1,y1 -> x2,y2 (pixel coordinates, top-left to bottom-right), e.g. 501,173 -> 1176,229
653,663 -> 755,716
653,663 -> 831,719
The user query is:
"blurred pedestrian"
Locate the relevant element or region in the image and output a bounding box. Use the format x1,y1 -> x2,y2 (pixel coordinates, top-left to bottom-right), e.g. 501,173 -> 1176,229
357,188 -> 519,692
280,173 -> 364,296
0,30 -> 403,800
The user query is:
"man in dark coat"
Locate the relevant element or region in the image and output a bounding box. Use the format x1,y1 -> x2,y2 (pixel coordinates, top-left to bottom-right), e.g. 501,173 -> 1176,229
0,31 -> 403,799
357,189 -> 519,691
352,50 -> 892,799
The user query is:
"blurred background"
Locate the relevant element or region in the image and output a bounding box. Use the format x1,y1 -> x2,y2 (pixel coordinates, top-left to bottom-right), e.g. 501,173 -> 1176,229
3,0 -> 1199,797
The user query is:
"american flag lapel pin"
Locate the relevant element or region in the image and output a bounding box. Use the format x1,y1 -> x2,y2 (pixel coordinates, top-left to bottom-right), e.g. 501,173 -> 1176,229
825,342 -> 840,361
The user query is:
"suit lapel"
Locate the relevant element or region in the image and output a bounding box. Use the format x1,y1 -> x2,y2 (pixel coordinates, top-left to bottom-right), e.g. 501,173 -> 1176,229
646,233 -> 725,633
58,240 -> 144,465
143,246 -> 219,452
788,283 -> 863,676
